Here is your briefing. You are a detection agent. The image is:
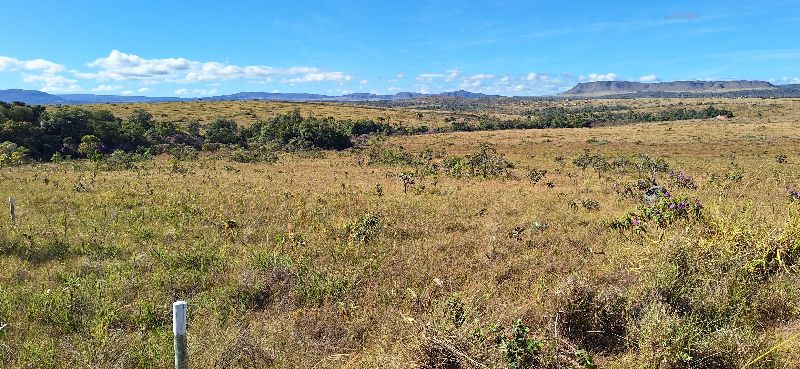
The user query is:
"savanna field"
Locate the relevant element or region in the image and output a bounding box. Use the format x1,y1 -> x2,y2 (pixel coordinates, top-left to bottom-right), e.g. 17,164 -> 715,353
2,98 -> 800,368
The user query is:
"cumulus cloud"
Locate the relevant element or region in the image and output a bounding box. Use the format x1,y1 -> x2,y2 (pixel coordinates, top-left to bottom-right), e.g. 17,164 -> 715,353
639,74 -> 660,82
22,73 -> 81,93
579,73 -> 617,82
0,56 -> 65,74
174,88 -> 189,95
1,55 -> 80,92
74,50 -> 352,84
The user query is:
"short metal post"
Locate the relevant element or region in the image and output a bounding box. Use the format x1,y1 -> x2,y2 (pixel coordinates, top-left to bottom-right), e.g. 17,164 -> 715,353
173,300 -> 188,369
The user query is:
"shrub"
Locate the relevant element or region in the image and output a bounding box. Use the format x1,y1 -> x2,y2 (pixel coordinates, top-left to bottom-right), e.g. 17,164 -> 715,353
527,168 -> 547,184
0,141 -> 30,166
104,150 -> 151,170
443,144 -> 514,178
230,146 -> 278,164
349,119 -> 391,135
612,191 -> 703,231
497,319 -> 541,369
205,118 -> 240,144
668,170 -> 698,190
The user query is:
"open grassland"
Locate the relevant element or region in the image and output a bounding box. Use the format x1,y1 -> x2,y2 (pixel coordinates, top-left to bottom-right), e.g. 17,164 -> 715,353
76,97 -> 791,129
3,99 -> 800,368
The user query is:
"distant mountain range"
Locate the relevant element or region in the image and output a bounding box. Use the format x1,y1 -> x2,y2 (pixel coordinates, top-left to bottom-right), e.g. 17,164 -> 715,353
0,89 -> 496,105
562,80 -> 777,96
2,81 -> 800,105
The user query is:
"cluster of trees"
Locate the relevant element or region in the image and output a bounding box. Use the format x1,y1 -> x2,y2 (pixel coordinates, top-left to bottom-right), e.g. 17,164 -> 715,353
0,102 -> 398,163
0,101 -> 203,161
442,106 -> 734,132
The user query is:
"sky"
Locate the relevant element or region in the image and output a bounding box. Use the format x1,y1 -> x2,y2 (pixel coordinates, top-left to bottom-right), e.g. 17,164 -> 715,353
0,0 -> 798,97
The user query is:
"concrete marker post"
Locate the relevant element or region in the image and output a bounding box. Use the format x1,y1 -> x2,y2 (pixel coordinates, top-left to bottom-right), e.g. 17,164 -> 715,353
173,300 -> 188,369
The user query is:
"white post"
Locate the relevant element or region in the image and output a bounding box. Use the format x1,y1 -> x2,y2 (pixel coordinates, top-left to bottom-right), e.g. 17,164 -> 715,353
8,195 -> 14,223
173,300 -> 188,369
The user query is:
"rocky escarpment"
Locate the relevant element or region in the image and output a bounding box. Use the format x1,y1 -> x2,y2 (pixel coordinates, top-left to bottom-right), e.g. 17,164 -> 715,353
563,80 -> 776,96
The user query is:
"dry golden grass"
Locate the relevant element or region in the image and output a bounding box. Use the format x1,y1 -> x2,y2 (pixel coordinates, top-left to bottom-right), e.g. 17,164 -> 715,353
77,100 -> 450,128
73,96 -> 798,128
3,98 -> 800,368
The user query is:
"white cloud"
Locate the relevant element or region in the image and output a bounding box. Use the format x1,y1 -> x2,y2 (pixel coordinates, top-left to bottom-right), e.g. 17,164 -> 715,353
91,84 -> 121,92
121,90 -> 134,96
579,73 -> 618,82
74,50 -> 352,85
459,74 -> 496,88
359,79 -> 368,85
138,87 -> 152,93
0,56 -> 65,74
22,73 -> 81,93
771,76 -> 800,84
416,69 -> 461,82
415,70 -> 573,96
172,88 -> 217,97
286,71 -> 352,83
1,55 -> 78,92
639,74 -> 659,82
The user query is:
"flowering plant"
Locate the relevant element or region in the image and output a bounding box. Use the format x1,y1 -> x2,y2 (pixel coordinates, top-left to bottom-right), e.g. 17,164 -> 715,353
668,170 -> 698,190
611,190 -> 703,231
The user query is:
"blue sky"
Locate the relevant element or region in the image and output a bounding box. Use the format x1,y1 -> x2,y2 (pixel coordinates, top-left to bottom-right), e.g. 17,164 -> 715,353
1,0 -> 798,96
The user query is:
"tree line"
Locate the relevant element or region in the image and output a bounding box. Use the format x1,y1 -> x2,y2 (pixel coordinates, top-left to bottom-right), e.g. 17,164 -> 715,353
0,101 -> 733,165
0,102 -> 396,163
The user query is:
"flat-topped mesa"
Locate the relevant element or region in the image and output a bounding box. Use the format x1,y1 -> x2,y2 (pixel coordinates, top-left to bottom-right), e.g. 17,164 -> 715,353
563,80 -> 776,96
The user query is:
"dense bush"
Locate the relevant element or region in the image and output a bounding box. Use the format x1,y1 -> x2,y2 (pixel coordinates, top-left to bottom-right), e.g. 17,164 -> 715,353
443,143 -> 514,178
244,109 -> 352,150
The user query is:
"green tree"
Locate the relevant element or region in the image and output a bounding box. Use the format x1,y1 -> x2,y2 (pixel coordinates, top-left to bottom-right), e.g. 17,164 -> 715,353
78,135 -> 102,158
205,118 -> 240,144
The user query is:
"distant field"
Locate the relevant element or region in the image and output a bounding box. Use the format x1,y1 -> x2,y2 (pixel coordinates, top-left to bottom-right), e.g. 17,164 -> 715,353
72,97 -> 792,128
3,98 -> 800,368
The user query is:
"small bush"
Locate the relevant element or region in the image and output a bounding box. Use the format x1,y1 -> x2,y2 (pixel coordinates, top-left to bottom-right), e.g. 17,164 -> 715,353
0,141 -> 30,166
443,144 -> 514,178
230,146 -> 279,164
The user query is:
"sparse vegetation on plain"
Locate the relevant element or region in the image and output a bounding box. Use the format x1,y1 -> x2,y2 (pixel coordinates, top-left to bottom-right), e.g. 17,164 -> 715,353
1,97 -> 800,368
